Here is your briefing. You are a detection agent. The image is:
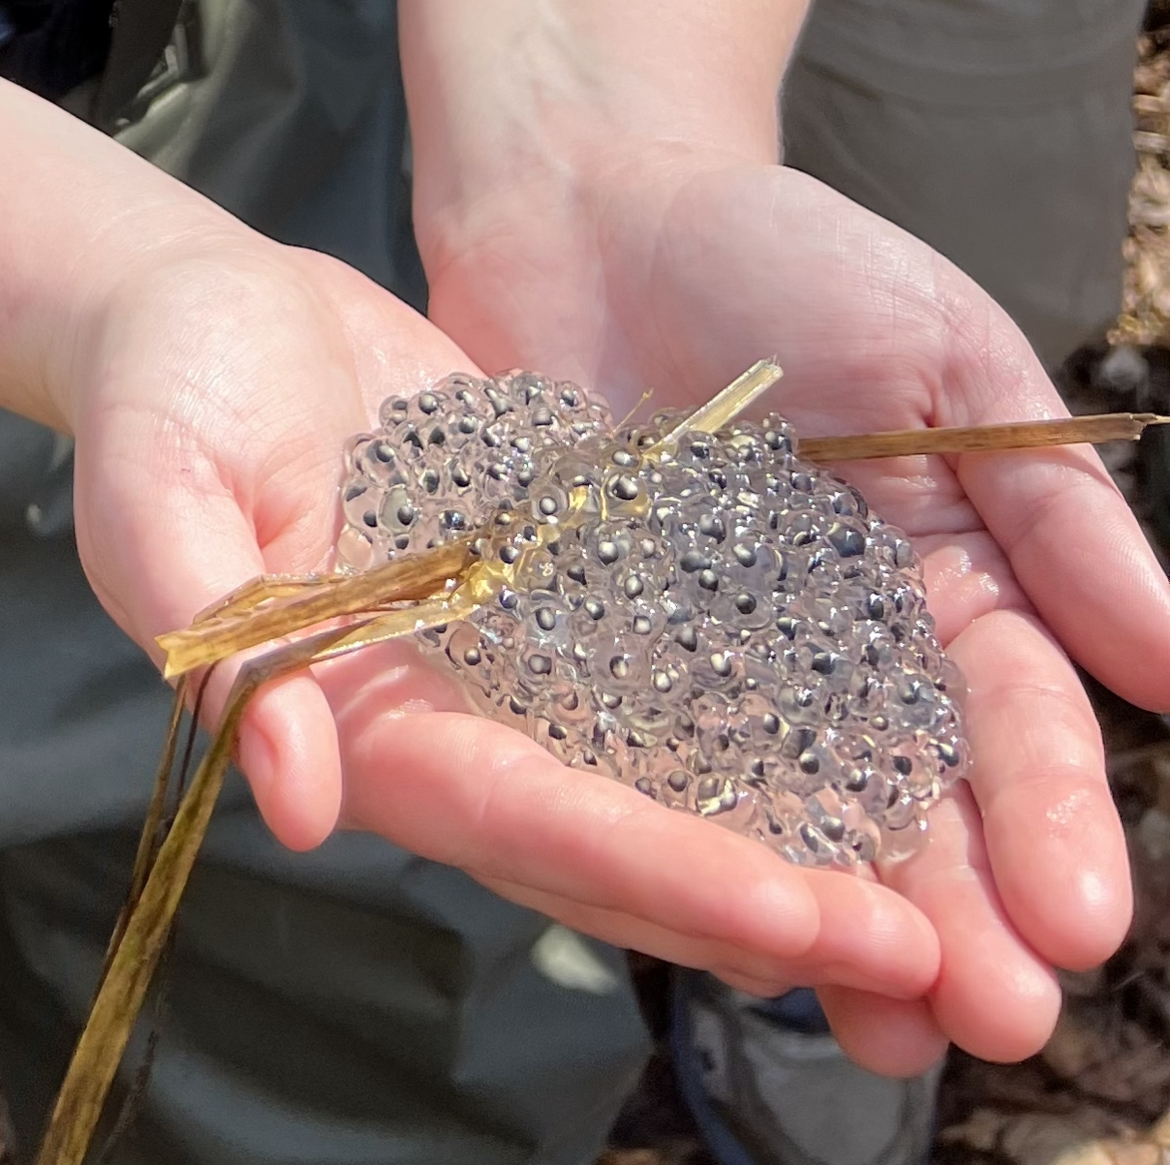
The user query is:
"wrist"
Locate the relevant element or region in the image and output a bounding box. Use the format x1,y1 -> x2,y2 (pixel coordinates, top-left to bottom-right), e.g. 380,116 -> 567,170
64,215 -> 259,436
400,1 -> 801,262
0,80 -> 245,435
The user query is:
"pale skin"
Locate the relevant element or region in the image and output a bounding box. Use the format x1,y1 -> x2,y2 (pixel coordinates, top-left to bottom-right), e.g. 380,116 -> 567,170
0,0 -> 1161,1083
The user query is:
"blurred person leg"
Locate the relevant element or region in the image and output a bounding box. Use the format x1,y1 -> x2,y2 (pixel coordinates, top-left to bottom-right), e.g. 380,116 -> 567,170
672,972 -> 942,1165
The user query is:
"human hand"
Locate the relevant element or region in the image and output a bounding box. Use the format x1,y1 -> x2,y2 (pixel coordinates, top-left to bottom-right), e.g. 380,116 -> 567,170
417,140 -> 1167,1072
0,76 -> 941,1038
47,197 -> 935,1036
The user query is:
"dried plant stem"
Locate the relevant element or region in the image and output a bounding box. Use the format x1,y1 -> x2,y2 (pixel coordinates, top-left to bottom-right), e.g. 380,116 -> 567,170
156,537 -> 474,678
34,680 -> 234,1165
656,358 -> 783,452
798,412 -> 1170,463
97,675 -> 189,984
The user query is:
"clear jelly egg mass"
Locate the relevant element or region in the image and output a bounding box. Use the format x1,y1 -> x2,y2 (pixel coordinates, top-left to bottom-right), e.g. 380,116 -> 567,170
337,371 -> 969,867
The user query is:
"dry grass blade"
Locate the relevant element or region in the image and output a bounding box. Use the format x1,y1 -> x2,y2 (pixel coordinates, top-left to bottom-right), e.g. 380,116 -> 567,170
33,689 -> 233,1165
32,621 -> 369,1165
654,359 -> 783,452
98,675 -> 190,980
157,537 -> 474,678
798,413 -> 1170,462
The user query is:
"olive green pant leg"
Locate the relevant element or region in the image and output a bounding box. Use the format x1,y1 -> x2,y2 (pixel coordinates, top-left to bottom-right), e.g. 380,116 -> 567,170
783,0 -> 1145,369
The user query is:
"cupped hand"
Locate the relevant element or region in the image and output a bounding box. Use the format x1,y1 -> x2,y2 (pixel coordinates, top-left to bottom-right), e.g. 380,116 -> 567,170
72,225 -> 940,1033
419,143 -> 1170,1071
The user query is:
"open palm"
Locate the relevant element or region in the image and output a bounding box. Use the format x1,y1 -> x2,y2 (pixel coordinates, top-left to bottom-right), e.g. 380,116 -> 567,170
74,229 -> 948,1083
420,145 -> 1170,1071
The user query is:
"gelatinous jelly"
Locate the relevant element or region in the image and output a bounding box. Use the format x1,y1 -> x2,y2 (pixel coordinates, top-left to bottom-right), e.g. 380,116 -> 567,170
337,371 -> 968,866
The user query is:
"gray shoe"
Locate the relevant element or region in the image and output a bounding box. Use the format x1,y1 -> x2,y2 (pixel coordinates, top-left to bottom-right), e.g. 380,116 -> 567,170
670,970 -> 942,1165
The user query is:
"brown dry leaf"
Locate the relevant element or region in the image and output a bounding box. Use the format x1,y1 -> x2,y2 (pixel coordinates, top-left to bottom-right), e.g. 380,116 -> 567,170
595,1148 -> 703,1165
1114,33 -> 1170,346
939,1108 -> 1134,1165
1148,1108 -> 1170,1147
1113,1145 -> 1169,1165
1049,1147 -> 1121,1165
938,1107 -> 1012,1153
1083,1144 -> 1164,1165
1001,1113 -> 1118,1164
1042,1011 -> 1105,1080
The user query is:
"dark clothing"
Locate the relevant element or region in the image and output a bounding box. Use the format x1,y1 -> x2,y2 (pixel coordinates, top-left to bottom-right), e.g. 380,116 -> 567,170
0,0 -> 113,99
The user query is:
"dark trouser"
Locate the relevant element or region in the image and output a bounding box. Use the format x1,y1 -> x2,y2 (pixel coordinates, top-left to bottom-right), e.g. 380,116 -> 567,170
785,0 -> 1144,370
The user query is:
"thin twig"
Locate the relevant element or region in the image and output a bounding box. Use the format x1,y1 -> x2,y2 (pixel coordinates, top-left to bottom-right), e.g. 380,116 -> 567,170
798,413 -> 1170,463
157,538 -> 474,677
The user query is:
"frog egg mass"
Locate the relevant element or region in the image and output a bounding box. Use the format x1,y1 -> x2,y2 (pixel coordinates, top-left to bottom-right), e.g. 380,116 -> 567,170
337,371 -> 969,867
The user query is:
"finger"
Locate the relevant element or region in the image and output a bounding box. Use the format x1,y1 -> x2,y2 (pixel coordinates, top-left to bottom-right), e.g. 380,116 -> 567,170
931,319 -> 1170,712
709,968 -> 797,998
346,710 -> 818,953
877,783 -> 1062,1062
949,609 -> 1132,969
481,877 -> 803,989
78,429 -> 344,851
342,711 -> 940,998
483,864 -> 937,999
817,986 -> 949,1078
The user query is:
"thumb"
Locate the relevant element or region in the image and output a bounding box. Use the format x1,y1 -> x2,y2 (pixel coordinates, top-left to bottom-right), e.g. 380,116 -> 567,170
70,252 -> 483,848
